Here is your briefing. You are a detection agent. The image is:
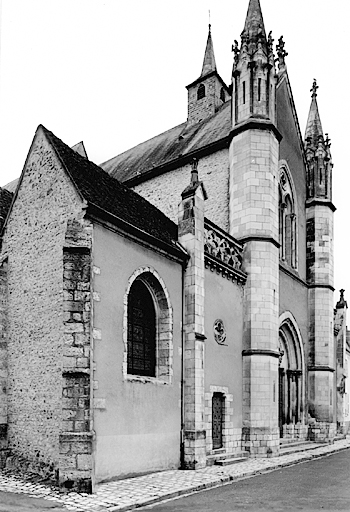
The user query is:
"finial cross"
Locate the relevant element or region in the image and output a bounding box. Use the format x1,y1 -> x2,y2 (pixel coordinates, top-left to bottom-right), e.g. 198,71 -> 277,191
276,36 -> 288,70
311,79 -> 318,98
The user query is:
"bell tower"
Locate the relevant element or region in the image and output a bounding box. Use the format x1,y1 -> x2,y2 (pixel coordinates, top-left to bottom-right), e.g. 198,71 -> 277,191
229,0 -> 282,456
305,80 -> 336,441
186,25 -> 230,126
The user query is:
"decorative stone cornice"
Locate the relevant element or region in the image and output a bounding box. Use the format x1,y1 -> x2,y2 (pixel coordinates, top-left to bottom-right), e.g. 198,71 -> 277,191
308,365 -> 335,373
242,349 -> 280,358
229,118 -> 282,143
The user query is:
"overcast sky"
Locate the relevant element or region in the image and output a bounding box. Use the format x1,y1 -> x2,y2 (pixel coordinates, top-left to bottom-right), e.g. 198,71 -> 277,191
0,0 -> 349,302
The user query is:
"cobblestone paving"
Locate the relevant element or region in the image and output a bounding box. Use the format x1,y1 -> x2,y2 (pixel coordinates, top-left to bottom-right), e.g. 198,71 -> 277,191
0,439 -> 349,512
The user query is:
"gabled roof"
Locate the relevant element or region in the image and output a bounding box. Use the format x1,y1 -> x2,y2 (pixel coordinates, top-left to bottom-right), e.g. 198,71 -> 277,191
2,140 -> 88,194
0,187 -> 13,233
277,71 -> 309,171
3,178 -> 18,194
40,126 -> 182,252
101,101 -> 231,184
2,126 -> 185,260
71,141 -> 88,159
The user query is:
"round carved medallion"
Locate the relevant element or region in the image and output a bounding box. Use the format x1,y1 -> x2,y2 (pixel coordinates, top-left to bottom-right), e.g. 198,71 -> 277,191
213,319 -> 226,345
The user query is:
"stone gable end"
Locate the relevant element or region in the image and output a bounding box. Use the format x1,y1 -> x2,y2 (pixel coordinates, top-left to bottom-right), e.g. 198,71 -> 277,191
1,127 -> 86,479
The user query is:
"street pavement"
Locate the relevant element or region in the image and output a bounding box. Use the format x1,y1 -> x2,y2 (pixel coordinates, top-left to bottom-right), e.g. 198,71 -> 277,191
0,439 -> 349,512
137,447 -> 350,511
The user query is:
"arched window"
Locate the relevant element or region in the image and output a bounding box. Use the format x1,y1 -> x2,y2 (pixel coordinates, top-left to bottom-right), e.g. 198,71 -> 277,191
127,279 -> 156,376
123,267 -> 173,383
284,195 -> 293,266
279,165 -> 297,269
197,84 -> 205,100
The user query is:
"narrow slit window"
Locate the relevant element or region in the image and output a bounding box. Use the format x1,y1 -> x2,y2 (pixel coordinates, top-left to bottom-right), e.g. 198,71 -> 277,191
243,82 -> 246,104
258,78 -> 262,101
220,87 -> 225,103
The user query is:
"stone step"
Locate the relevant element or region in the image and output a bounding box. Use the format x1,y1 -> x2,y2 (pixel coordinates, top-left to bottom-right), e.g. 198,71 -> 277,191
206,452 -> 248,466
280,439 -> 310,447
214,457 -> 248,466
335,434 -> 346,441
280,441 -> 322,456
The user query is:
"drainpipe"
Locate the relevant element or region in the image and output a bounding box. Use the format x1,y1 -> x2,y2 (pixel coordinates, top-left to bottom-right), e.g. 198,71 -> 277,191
180,261 -> 186,470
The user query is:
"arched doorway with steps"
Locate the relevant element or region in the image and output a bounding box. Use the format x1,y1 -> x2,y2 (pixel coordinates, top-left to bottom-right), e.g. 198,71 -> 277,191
278,313 -> 307,441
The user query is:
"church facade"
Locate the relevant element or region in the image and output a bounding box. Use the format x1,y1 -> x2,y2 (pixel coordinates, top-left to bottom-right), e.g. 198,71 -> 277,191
0,0 -> 346,493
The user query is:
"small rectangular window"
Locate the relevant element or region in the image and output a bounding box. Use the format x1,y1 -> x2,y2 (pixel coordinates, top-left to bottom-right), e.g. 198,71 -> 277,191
258,78 -> 261,101
243,82 -> 246,104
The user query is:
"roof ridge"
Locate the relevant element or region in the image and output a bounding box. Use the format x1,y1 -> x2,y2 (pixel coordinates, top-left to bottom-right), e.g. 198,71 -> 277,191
101,121 -> 187,167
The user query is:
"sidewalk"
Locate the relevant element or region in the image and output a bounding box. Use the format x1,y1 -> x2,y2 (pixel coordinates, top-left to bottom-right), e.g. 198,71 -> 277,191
0,438 -> 349,512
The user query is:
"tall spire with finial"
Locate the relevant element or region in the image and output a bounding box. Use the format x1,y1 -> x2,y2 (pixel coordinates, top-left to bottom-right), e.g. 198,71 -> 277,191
304,79 -> 324,144
201,23 -> 217,77
243,0 -> 267,43
186,21 -> 229,125
304,80 -> 333,201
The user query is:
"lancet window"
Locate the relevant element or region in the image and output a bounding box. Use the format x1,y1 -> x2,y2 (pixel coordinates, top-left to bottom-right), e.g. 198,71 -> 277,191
279,165 -> 297,269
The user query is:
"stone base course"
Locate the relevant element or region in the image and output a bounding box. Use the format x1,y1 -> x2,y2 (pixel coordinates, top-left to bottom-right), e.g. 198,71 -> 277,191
0,438 -> 349,511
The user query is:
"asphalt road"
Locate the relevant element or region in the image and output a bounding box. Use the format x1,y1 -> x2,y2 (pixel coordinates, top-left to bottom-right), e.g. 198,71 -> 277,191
0,491 -> 64,512
140,449 -> 350,512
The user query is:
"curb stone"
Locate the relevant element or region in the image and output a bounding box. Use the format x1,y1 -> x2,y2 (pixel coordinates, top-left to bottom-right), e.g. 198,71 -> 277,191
0,440 -> 349,512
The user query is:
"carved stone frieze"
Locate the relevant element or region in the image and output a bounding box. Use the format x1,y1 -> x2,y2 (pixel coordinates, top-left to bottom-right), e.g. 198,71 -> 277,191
204,220 -> 247,284
204,228 -> 243,270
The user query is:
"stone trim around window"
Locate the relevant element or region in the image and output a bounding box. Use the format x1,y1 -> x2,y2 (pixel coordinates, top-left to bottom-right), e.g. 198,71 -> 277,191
123,266 -> 173,385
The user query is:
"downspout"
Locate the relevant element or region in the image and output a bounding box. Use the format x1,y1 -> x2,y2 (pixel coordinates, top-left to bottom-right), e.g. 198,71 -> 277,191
180,260 -> 186,469
89,223 -> 96,492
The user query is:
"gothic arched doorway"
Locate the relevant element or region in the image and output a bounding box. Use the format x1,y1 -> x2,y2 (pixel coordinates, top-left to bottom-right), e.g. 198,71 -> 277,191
278,317 -> 304,439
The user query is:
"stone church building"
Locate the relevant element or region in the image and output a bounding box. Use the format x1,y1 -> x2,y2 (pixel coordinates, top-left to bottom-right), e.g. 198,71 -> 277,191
0,0 -> 347,493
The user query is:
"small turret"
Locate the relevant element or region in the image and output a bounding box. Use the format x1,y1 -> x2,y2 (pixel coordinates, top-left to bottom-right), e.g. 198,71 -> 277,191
304,80 -> 333,200
232,0 -> 277,125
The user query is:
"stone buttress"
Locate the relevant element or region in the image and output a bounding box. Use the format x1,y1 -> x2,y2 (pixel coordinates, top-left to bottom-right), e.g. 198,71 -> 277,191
305,81 -> 336,441
229,0 -> 281,456
178,160 -> 207,469
334,290 -> 348,435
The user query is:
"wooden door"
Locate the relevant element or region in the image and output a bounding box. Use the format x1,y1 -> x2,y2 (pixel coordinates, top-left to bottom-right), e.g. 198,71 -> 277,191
212,393 -> 224,450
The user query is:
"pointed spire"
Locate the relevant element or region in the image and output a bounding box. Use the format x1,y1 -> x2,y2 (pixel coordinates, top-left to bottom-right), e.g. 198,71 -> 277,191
201,24 -> 217,77
243,0 -> 266,42
305,79 -> 324,144
304,81 -> 333,201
